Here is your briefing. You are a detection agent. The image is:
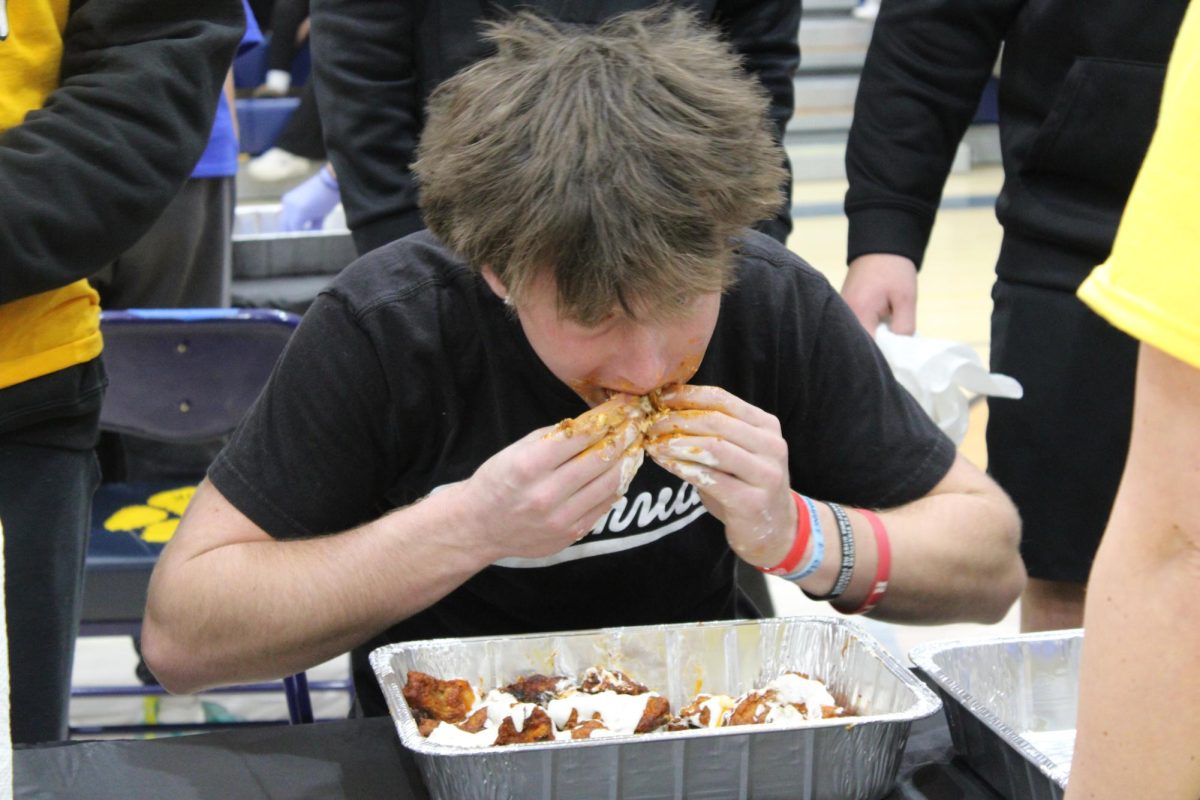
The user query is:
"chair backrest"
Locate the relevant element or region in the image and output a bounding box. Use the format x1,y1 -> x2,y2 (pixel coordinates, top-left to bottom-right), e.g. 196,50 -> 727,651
99,308 -> 300,443
76,309 -> 342,731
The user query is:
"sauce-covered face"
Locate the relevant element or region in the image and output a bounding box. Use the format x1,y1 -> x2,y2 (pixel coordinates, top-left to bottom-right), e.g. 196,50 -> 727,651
482,268 -> 719,406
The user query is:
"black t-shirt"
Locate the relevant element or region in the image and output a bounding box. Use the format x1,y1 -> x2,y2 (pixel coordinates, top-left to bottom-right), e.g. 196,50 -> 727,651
209,229 -> 955,715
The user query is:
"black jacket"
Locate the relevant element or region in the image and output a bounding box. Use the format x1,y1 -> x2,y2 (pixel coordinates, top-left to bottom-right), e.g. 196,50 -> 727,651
310,0 -> 802,256
845,0 -> 1190,291
0,0 -> 245,305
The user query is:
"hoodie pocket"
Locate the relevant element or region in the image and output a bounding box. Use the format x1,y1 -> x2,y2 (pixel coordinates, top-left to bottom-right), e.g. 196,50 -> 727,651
1023,57 -> 1165,199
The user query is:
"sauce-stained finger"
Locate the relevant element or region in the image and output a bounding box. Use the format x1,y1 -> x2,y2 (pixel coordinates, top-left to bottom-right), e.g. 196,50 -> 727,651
549,394 -> 639,439
561,445 -> 646,540
533,392 -> 667,503
657,384 -> 778,431
657,384 -> 734,411
646,433 -> 778,490
614,441 -> 646,495
578,417 -> 640,463
646,435 -> 722,468
551,392 -> 667,465
646,408 -> 733,442
539,393 -> 642,464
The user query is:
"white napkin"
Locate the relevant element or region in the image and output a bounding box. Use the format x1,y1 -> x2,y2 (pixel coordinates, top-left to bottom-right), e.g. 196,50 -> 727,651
0,518 -> 11,795
874,324 -> 1023,445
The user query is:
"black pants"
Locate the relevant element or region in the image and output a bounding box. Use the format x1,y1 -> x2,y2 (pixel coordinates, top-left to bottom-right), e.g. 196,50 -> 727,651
275,82 -> 326,160
92,177 -> 234,309
0,359 -> 105,743
266,0 -> 309,73
248,0 -> 275,30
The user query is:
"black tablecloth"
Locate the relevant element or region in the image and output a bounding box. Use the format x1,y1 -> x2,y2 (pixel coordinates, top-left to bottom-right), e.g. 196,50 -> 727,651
15,713 -> 1004,800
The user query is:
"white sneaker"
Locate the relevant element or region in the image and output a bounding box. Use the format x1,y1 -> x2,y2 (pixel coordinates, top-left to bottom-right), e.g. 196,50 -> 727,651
852,0 -> 880,20
246,148 -> 313,182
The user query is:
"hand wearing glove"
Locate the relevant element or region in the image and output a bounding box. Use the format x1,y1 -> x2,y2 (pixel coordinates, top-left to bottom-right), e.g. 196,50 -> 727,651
280,164 -> 340,231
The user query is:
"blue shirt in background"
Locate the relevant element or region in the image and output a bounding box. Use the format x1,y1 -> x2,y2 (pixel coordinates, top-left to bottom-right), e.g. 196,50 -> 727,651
193,0 -> 263,179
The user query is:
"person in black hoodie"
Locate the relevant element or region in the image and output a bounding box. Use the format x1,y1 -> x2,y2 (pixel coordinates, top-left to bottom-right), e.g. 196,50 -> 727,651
308,0 -> 801,258
0,0 -> 243,742
839,0 -> 1190,632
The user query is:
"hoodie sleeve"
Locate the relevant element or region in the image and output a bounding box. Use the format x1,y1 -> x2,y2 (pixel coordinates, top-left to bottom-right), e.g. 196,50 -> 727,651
0,0 -> 244,304
844,0 -> 1019,268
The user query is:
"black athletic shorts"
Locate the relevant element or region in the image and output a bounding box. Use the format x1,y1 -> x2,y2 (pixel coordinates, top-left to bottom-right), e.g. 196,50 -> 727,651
986,279 -> 1138,584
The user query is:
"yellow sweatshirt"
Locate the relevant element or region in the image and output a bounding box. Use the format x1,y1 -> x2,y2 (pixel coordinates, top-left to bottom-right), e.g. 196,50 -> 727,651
0,0 -> 101,389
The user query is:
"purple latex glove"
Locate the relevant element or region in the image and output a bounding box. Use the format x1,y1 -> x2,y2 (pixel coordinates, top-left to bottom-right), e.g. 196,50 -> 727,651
280,166 -> 340,232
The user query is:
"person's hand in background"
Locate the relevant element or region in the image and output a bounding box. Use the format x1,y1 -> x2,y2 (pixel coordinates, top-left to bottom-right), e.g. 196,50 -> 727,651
840,253 -> 919,335
280,163 -> 340,231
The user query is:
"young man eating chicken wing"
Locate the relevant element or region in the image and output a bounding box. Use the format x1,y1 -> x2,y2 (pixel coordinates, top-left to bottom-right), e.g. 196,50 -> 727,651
142,8 -> 1024,716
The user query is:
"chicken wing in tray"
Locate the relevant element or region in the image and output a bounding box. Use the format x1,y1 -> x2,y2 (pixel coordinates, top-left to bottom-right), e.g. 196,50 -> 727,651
404,665 -> 848,748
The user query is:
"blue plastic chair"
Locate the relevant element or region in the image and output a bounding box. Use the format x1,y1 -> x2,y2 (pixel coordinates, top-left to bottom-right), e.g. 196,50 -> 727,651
74,309 -> 351,734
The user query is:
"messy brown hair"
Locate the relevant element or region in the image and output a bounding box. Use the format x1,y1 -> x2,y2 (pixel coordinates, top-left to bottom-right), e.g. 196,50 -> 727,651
413,7 -> 786,324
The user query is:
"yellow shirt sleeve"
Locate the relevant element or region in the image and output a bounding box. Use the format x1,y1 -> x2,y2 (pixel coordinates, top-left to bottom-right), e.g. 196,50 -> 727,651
1078,4 -> 1200,371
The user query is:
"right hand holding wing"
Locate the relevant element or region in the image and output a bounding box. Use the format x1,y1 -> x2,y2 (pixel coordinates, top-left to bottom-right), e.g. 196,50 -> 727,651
461,395 -> 651,560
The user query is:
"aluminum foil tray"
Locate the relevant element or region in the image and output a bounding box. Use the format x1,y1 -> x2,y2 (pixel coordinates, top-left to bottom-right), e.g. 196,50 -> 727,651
910,630 -> 1082,800
371,616 -> 941,800
232,204 -> 356,280
233,203 -> 349,236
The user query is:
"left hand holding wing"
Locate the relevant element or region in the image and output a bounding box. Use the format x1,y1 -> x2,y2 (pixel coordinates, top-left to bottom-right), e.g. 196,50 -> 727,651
645,385 -> 795,567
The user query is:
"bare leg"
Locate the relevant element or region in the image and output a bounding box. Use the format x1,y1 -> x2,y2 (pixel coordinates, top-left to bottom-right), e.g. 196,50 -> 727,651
1020,577 -> 1086,632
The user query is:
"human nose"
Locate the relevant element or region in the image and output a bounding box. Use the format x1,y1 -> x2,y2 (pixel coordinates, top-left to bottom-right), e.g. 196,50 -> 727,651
612,326 -> 671,395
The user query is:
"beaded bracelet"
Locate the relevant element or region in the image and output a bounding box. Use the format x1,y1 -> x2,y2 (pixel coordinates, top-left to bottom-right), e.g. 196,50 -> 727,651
802,501 -> 855,601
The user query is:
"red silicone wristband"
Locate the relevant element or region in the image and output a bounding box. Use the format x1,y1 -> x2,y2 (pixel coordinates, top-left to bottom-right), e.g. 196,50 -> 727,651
759,491 -> 811,576
848,509 -> 890,615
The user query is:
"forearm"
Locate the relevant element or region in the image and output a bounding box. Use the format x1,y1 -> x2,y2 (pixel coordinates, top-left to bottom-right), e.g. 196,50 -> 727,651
1066,520 -> 1200,798
789,471 -> 1023,623
224,70 -> 238,143
1066,345 -> 1200,798
866,486 -> 1023,622
143,481 -> 493,693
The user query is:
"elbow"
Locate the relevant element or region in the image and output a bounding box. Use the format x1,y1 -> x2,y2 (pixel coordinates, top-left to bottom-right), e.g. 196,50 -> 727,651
141,573 -> 201,694
975,500 -> 1026,624
142,578 -> 223,695
956,558 -> 1024,625
976,558 -> 1026,624
140,616 -> 209,696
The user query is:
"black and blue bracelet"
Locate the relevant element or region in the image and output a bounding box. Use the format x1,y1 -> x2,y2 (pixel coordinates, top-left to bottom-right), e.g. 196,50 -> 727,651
802,501 -> 856,601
